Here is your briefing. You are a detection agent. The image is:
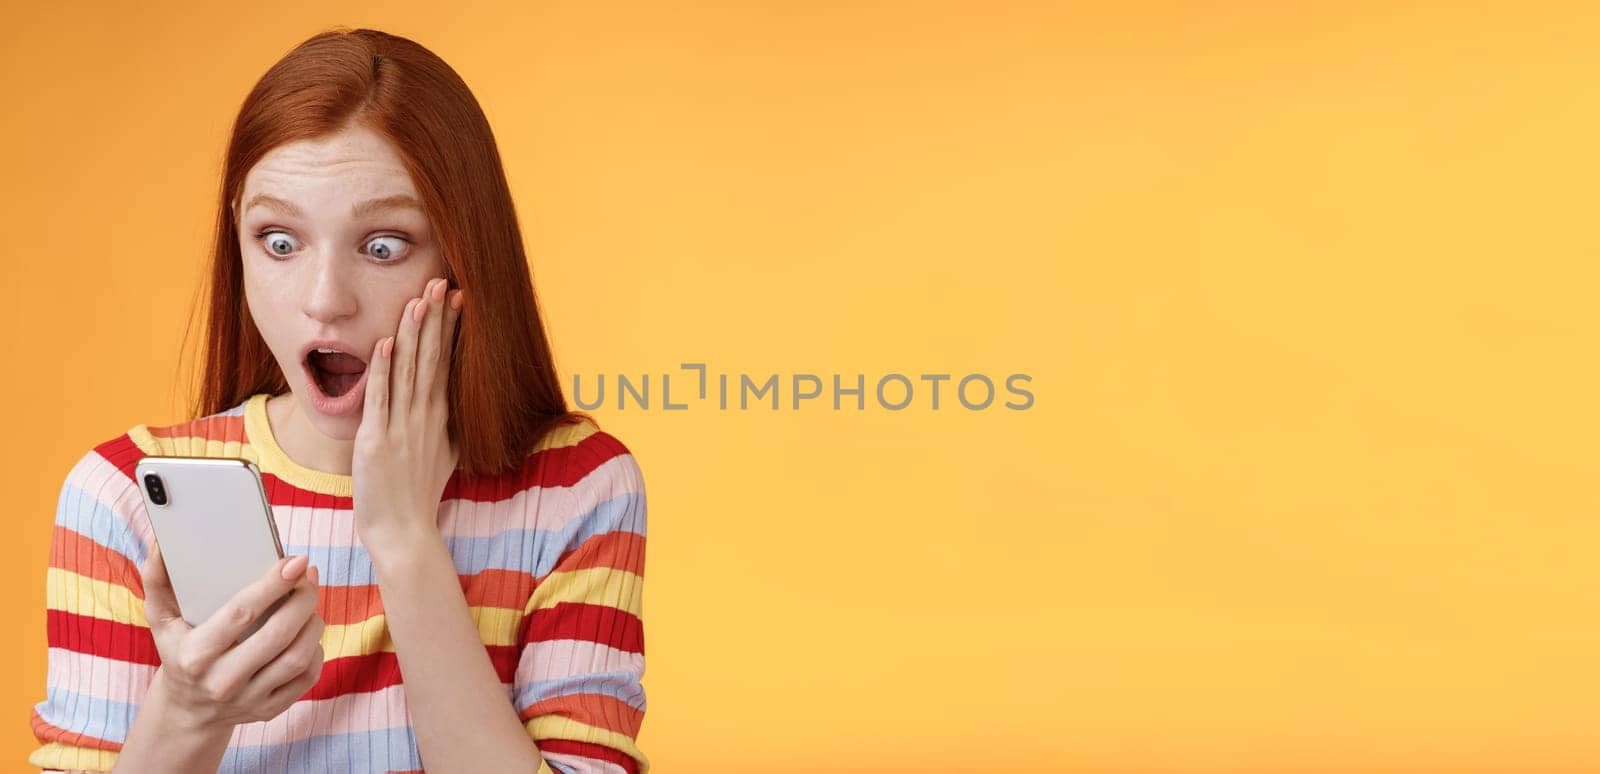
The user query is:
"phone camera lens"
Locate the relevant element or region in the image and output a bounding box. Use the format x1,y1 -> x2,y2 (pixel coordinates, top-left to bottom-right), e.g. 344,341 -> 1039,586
144,473 -> 168,506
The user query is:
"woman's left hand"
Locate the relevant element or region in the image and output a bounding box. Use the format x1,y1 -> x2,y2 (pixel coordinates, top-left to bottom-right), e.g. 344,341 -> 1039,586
353,276 -> 464,554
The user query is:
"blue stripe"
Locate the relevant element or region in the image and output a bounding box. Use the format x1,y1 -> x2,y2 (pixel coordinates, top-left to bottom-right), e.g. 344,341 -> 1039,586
535,490 -> 646,576
35,687 -> 135,744
219,724 -> 421,774
282,491 -> 645,586
514,670 -> 647,714
55,480 -> 147,567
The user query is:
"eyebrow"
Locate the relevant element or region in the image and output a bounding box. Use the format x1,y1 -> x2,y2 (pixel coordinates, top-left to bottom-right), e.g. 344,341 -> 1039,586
241,193 -> 425,218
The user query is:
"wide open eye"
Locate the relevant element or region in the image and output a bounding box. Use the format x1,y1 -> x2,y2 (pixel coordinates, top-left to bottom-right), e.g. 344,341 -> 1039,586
258,230 -> 300,257
364,235 -> 411,262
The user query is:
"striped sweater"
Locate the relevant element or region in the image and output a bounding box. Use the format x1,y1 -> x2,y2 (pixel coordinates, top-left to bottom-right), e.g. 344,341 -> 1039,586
30,393 -> 649,773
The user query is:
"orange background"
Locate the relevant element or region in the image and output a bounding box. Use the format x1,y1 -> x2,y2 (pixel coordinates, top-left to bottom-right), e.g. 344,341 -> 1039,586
3,2 -> 1598,772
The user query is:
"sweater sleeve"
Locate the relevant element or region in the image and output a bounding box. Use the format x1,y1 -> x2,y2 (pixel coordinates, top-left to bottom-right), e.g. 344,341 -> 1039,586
514,435 -> 649,774
29,442 -> 158,773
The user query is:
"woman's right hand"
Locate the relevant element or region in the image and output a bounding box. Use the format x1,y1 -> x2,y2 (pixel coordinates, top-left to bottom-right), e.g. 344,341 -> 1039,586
138,539 -> 327,730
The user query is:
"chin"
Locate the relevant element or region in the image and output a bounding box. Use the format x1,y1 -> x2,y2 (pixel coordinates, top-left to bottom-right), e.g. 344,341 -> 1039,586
303,405 -> 362,441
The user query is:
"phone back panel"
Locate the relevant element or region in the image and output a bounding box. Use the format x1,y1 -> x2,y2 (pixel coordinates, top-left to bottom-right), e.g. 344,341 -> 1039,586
134,457 -> 284,630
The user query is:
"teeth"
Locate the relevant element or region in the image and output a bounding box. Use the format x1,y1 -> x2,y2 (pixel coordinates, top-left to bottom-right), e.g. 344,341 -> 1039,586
314,347 -> 342,354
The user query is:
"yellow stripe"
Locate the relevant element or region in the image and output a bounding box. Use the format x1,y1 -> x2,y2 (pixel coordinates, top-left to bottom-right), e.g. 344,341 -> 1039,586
46,567 -> 147,627
528,417 -> 601,453
527,714 -> 649,774
321,606 -> 523,659
27,741 -> 118,771
126,423 -> 160,455
525,567 -> 643,618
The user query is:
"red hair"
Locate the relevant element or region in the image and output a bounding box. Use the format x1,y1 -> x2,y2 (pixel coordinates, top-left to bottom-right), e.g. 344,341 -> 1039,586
184,27 -> 590,476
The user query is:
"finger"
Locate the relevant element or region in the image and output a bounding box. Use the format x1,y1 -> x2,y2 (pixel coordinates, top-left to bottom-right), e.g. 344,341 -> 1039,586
186,554 -> 305,665
211,573 -> 319,685
138,541 -> 194,663
415,278 -> 446,402
363,334 -> 393,433
212,572 -> 321,690
392,294 -> 424,410
434,288 -> 463,403
246,606 -> 325,696
260,639 -> 325,712
139,539 -> 174,620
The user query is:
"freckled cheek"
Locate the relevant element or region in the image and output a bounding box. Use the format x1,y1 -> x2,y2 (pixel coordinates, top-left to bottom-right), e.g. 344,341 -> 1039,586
241,273 -> 297,362
368,275 -> 427,327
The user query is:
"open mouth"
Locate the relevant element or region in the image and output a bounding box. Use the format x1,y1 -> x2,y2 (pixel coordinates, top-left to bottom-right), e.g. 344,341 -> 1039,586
305,348 -> 368,398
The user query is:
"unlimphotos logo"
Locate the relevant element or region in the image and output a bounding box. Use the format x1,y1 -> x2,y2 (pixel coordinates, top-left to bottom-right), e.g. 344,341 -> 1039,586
573,363 -> 1034,411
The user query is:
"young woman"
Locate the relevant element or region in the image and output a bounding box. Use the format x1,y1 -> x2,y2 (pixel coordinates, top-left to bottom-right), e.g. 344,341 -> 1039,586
29,28 -> 648,774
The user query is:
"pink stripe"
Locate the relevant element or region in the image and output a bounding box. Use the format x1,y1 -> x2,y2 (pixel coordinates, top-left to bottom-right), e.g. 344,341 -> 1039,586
267,498 -> 527,545
230,684 -> 406,741
45,648 -> 155,701
226,681 -> 512,741
527,455 -> 644,534
268,498 -> 524,544
66,451 -> 153,550
516,639 -> 645,685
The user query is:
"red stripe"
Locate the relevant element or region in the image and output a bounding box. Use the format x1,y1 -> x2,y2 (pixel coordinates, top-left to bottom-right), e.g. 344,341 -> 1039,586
253,431 -> 630,508
448,430 -> 630,500
518,692 -> 645,738
314,568 -> 536,626
261,473 -> 353,508
303,645 -> 520,700
521,603 -> 644,655
463,567 -> 539,610
110,417 -> 631,506
144,414 -> 247,443
553,530 -> 647,578
537,738 -> 641,774
53,526 -> 146,597
93,433 -> 147,481
46,606 -> 525,699
46,610 -> 160,665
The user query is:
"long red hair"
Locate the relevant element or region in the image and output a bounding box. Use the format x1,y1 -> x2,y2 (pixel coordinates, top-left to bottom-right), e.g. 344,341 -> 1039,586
184,27 -> 589,476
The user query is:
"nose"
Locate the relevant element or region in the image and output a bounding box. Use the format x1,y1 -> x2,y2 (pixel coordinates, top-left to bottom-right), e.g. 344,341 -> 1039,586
299,249 -> 359,324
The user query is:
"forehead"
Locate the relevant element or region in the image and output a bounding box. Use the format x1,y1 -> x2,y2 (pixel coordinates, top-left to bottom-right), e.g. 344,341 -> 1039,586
240,123 -> 417,201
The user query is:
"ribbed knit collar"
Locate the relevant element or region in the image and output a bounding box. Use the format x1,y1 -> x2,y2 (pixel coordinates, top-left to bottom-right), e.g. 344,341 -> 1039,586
242,393 -> 354,497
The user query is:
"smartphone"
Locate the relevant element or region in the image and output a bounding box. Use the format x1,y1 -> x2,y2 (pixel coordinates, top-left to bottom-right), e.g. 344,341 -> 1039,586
134,456 -> 287,640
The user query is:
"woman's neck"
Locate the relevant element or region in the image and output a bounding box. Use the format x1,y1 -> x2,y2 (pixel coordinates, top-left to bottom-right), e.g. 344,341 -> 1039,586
265,392 -> 355,476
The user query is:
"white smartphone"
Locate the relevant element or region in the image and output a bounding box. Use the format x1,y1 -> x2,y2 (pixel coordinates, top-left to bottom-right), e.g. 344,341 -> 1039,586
134,456 -> 287,640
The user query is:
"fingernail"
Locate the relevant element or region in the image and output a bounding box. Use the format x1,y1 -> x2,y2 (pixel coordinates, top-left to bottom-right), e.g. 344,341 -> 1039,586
281,554 -> 309,580
450,290 -> 463,310
384,336 -> 395,358
414,298 -> 428,321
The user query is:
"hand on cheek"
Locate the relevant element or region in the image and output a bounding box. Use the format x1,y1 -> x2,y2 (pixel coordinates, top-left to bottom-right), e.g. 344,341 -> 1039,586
351,276 -> 465,553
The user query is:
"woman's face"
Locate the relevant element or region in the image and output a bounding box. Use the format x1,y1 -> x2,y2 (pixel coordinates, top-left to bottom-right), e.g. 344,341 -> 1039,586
237,122 -> 444,441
